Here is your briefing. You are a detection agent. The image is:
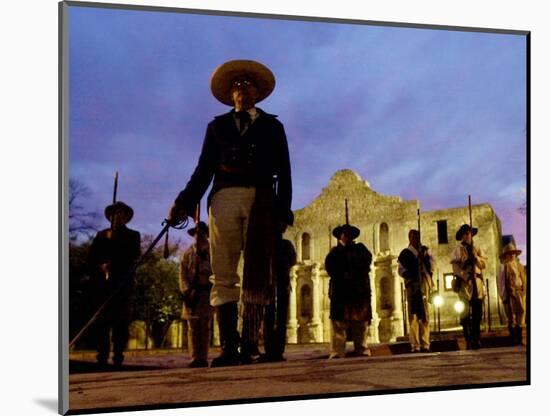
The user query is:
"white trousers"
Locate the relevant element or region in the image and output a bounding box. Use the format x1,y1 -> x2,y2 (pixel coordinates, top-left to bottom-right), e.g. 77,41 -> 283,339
208,187 -> 256,307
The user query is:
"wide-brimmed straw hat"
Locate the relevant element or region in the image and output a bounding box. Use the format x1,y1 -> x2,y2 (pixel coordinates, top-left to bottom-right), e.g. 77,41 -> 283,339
455,224 -> 478,241
332,224 -> 360,240
104,201 -> 134,224
187,221 -> 209,237
210,59 -> 275,106
500,242 -> 522,259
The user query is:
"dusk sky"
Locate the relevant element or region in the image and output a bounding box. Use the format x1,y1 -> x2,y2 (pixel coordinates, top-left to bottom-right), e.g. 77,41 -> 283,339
68,5 -> 527,259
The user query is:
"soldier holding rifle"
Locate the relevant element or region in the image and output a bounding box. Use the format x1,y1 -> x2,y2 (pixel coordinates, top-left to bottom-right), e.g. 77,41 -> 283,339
398,229 -> 434,353
167,59 -> 293,367
325,201 -> 373,359
88,199 -> 141,367
451,222 -> 487,350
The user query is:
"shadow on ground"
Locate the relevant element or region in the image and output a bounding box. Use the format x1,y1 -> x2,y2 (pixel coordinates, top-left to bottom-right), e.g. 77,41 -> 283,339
69,360 -> 163,374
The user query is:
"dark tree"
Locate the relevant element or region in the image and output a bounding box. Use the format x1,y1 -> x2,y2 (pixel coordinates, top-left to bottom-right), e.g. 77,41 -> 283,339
133,235 -> 184,348
69,179 -> 100,241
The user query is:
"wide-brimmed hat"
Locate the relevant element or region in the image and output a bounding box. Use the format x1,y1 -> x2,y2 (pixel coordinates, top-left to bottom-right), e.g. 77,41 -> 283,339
500,242 -> 522,259
210,59 -> 275,106
455,224 -> 478,241
187,221 -> 209,237
104,201 -> 134,224
332,224 -> 360,240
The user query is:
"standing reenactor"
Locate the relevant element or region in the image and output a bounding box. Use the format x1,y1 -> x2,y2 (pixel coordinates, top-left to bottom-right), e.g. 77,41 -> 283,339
88,201 -> 141,367
325,223 -> 373,359
450,224 -> 487,350
167,59 -> 293,366
497,242 -> 526,345
398,230 -> 434,353
261,216 -> 297,362
179,221 -> 214,367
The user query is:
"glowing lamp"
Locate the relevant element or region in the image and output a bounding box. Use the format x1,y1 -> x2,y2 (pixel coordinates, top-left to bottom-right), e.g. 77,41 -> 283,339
454,300 -> 465,314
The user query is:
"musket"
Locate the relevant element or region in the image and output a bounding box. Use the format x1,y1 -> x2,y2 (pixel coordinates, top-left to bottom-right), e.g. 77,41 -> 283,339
108,171 -> 119,230
345,199 -> 350,225
70,218 -> 188,349
107,172 -> 119,279
113,171 -> 118,204
417,208 -> 424,278
468,195 -> 479,299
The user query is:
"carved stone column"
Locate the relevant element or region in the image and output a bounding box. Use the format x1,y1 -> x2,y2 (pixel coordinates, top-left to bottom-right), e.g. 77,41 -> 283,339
309,262 -> 323,341
368,263 -> 380,343
391,256 -> 405,341
287,266 -> 299,344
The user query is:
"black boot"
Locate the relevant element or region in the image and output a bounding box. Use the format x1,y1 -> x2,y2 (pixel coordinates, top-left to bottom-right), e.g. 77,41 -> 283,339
471,325 -> 481,350
508,325 -> 515,346
461,320 -> 472,350
210,302 -> 240,367
514,325 -> 523,346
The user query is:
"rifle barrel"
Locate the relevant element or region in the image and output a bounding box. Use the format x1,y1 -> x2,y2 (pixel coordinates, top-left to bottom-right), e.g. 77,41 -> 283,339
113,171 -> 119,204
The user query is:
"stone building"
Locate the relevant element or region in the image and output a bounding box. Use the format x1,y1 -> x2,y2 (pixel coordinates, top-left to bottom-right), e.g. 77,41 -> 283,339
285,169 -> 505,344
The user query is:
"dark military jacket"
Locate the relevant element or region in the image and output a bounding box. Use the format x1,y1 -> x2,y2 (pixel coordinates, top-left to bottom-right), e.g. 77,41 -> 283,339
175,108 -> 292,225
88,225 -> 141,294
325,242 -> 372,322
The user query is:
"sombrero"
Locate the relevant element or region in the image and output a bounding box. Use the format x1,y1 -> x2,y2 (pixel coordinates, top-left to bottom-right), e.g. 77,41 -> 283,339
210,59 -> 275,106
500,242 -> 522,259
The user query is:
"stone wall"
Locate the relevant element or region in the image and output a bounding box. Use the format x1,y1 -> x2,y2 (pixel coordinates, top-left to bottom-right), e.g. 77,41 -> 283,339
285,169 -> 506,343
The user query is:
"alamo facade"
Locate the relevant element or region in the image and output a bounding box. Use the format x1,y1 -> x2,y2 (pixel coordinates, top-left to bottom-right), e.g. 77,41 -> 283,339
283,169 -> 506,344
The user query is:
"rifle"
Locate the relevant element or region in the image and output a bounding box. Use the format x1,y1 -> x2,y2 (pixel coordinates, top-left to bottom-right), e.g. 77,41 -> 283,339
468,195 -> 479,299
105,171 -> 119,280
112,171 -> 118,205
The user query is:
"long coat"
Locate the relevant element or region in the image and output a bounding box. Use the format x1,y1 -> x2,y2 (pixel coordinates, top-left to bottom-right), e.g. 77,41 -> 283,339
397,246 -> 433,321
174,108 -> 292,225
174,108 -> 293,305
325,242 -> 373,322
88,226 -> 141,295
87,225 -> 141,321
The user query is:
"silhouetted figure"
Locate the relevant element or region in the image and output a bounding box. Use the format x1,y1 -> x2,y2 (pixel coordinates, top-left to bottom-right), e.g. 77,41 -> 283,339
88,201 -> 141,367
398,230 -> 434,352
261,218 -> 297,362
167,60 -> 292,367
325,223 -> 372,359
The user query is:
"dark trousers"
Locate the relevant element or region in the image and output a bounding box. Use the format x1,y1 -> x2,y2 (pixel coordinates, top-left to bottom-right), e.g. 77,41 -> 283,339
95,293 -> 132,364
460,298 -> 483,347
263,288 -> 290,358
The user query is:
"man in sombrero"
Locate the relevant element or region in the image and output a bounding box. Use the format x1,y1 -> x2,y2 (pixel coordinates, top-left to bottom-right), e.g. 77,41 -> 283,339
497,242 -> 526,345
450,224 -> 487,350
88,201 -> 141,367
324,223 -> 373,359
167,60 -> 293,367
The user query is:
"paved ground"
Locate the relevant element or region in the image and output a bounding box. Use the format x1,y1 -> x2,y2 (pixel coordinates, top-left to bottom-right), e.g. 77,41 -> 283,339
68,344 -> 527,414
